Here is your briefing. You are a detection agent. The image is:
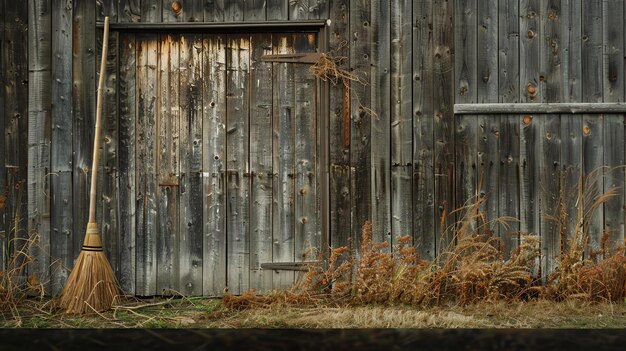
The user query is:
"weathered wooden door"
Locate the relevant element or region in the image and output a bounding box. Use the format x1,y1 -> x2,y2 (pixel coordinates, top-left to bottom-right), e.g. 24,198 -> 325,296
118,32 -> 320,296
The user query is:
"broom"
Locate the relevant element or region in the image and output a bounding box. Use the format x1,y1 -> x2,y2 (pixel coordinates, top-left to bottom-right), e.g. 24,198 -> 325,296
58,16 -> 119,314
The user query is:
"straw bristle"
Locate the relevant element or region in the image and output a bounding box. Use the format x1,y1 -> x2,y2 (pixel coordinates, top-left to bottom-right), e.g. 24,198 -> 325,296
58,249 -> 119,314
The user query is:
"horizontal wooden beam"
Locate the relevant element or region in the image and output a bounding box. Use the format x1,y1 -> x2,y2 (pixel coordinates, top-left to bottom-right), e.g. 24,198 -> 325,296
96,20 -> 328,32
454,103 -> 626,115
260,261 -> 321,271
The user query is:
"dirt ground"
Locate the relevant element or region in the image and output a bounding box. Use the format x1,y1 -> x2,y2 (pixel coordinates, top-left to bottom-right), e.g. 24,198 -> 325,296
2,297 -> 626,328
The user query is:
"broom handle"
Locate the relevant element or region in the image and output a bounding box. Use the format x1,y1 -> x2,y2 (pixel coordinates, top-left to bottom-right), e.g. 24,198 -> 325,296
89,17 -> 110,224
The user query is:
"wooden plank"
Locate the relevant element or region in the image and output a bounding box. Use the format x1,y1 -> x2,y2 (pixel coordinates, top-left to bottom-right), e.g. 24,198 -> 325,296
100,30 -> 120,284
118,33 -> 137,294
272,33 -> 295,289
476,0 -> 499,235
413,0 -> 435,260
267,0 -> 288,20
432,0 -> 455,254
581,0 -> 603,256
311,0 -> 329,19
328,0 -> 350,250
163,0 -> 184,22
225,0 -> 243,21
50,0 -> 73,295
179,34 -> 204,295
293,33 -> 319,262
202,34 -> 227,296
454,0 -> 477,229
455,102 -> 626,114
244,0 -> 266,21
136,35 -> 158,296
602,0 -> 625,252
538,0 -> 562,276
0,0 -> 6,274
558,0 -> 582,252
370,0 -> 390,246
249,33 -> 274,292
390,0 -> 413,242
226,35 -> 250,294
3,0 -> 28,283
289,0 -> 309,20
187,0 -> 205,21
118,0 -> 141,22
28,0 -> 53,292
71,0 -> 96,287
204,0 -> 225,22
141,0 -> 162,22
519,0 -> 541,253
498,0 -> 520,255
100,0 -> 118,22
350,0 -> 372,255
156,34 -> 180,295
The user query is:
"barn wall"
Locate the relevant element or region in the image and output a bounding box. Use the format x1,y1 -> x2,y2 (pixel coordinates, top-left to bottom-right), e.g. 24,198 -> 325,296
2,0 -> 624,296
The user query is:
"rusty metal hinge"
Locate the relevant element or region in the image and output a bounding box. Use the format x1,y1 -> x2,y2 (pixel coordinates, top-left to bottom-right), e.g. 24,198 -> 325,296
260,52 -> 322,64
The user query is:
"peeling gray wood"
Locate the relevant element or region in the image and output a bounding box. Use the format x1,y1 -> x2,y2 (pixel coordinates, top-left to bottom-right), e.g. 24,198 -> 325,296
118,0 -> 141,22
293,32 -> 318,263
602,0 -> 625,252
226,35 -> 250,294
371,0 -> 391,246
272,33 -> 296,289
413,0 -> 435,260
50,0 -> 74,295
225,0 -> 243,21
202,34 -> 227,296
498,0 -> 520,255
179,33 -> 204,295
455,102 -> 626,114
289,0 -> 310,20
136,35 -> 158,296
141,0 -> 162,22
204,0 -> 225,22
118,33 -> 137,294
244,0 -> 266,21
156,34 -> 180,295
267,0 -> 288,20
249,33 -> 274,292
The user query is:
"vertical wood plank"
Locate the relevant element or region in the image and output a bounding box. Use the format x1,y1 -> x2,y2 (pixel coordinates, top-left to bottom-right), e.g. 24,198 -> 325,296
179,34 -> 204,295
476,0 -> 499,236
519,0 -> 541,254
581,0 -> 603,256
244,0 -> 266,21
328,0 -> 351,250
0,0 -> 6,273
226,35 -> 250,294
249,33 -> 274,292
188,0 -> 205,21
539,0 -> 562,276
371,0 -> 391,246
267,0 -> 288,20
289,0 -> 309,20
204,0 -> 225,22
272,34 -> 295,289
390,0 -> 413,243
141,0 -> 162,22
225,0 -> 243,21
163,0 -> 184,22
294,33 -> 319,262
118,0 -> 141,22
559,0 -> 582,251
350,0 -> 372,253
28,0 -> 52,292
602,0 -> 625,252
413,0 -> 435,260
498,0 -> 520,255
118,32 -> 137,294
202,34 -> 227,296
311,0 -> 329,19
136,35 -> 158,296
156,34 -> 180,294
100,30 -> 120,283
72,0 -> 96,285
50,0 -> 73,295
433,0 -> 455,253
454,0 -> 477,226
